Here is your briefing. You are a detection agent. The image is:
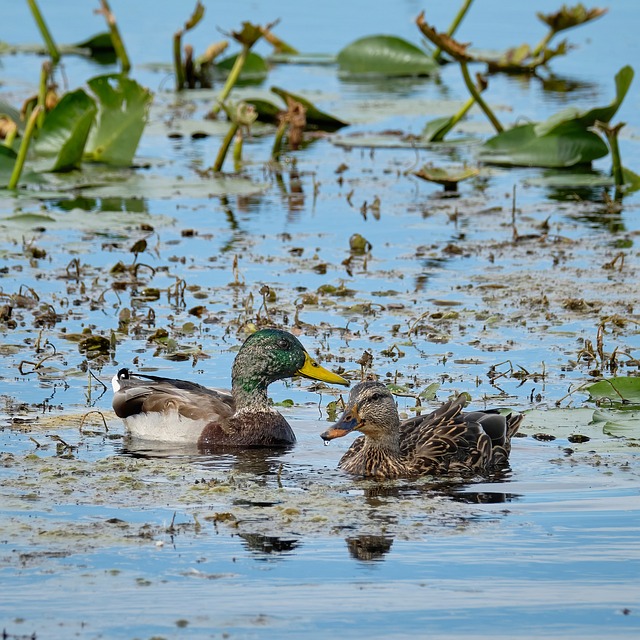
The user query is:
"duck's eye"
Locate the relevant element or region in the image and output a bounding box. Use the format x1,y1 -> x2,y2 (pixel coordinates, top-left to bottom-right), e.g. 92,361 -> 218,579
277,338 -> 290,350
368,392 -> 383,403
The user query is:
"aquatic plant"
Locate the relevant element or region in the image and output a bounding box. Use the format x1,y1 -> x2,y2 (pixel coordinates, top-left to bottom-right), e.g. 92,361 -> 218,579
0,71 -> 151,187
208,21 -> 272,118
26,0 -> 60,63
173,1 -> 206,91
212,101 -> 258,172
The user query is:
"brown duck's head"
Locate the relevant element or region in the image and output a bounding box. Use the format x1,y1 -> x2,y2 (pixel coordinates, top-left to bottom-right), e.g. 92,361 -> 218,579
321,381 -> 399,441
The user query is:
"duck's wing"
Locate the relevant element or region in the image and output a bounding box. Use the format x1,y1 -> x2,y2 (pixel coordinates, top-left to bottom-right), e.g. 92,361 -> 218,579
112,369 -> 235,421
399,395 -> 467,456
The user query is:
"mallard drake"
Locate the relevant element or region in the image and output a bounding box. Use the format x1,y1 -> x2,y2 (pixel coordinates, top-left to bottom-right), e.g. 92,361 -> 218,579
321,381 -> 522,479
112,328 -> 349,447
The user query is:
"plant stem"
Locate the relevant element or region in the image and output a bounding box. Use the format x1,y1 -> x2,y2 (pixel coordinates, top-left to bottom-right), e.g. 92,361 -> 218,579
173,32 -> 185,91
603,122 -> 625,190
209,47 -> 248,118
99,0 -> 131,73
37,61 -> 51,129
434,0 -> 474,62
8,106 -> 42,190
530,29 -> 554,59
26,0 -> 60,63
434,94 -> 476,141
271,121 -> 287,161
233,131 -> 243,172
460,61 -> 503,133
213,122 -> 239,172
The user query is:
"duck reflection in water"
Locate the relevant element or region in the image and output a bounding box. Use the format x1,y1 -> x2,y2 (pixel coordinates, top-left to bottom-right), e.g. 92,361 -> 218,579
347,535 -> 394,562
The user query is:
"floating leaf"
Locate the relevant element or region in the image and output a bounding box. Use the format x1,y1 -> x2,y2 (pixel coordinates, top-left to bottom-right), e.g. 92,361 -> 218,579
413,165 -> 479,191
216,52 -> 269,83
622,166 -> 640,193
271,87 -> 348,130
33,89 -> 97,172
84,74 -> 153,166
479,121 -> 608,168
0,145 -> 17,187
422,116 -> 455,142
586,377 -> 640,405
523,170 -> 614,188
337,35 -> 437,76
73,32 -> 117,63
244,98 -> 282,124
591,408 -> 640,437
535,66 -> 634,137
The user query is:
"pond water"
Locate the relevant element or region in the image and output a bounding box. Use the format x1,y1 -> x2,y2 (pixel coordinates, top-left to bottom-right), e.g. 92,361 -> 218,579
1,1 -> 640,638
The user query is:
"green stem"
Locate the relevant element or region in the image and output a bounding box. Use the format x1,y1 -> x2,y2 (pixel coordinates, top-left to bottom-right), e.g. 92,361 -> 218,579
233,131 -> 243,172
8,106 -> 42,190
434,94 -> 476,141
209,47 -> 248,118
530,29 -> 554,59
460,61 -> 502,133
213,122 -> 239,172
434,0 -> 474,62
26,0 -> 60,63
100,0 -> 131,73
37,61 -> 51,129
173,32 -> 185,91
271,121 -> 287,161
606,125 -> 624,190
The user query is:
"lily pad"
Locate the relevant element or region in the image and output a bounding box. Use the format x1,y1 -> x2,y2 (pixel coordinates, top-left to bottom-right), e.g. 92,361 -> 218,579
521,408 -> 637,452
84,74 -> 153,167
479,67 -> 634,168
479,120 -> 608,168
337,35 -> 437,77
216,52 -> 269,83
586,377 -> 640,406
535,66 -> 634,137
72,32 -> 117,63
271,87 -> 348,130
591,408 -> 640,437
33,89 -> 97,172
413,165 -> 479,191
0,145 -> 17,187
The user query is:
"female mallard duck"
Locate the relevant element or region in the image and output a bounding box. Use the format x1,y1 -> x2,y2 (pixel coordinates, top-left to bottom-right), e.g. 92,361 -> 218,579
112,328 -> 349,447
321,381 -> 522,479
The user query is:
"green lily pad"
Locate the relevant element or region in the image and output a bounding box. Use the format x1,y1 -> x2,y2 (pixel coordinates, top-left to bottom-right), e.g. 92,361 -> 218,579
591,408 -> 640,437
479,67 -> 634,168
0,145 -> 17,188
33,89 -> 97,172
243,98 -> 282,124
586,377 -> 640,406
84,74 -> 153,167
216,52 -> 269,83
521,408 -> 638,452
622,166 -> 640,193
337,35 -> 437,77
523,171 -> 614,188
271,87 -> 348,130
479,120 -> 608,168
413,165 -> 479,191
72,32 -> 117,63
535,66 -> 634,137
422,116 -> 456,142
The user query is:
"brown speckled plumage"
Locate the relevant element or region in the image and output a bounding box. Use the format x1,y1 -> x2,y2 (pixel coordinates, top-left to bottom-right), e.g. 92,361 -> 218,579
321,381 -> 522,480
